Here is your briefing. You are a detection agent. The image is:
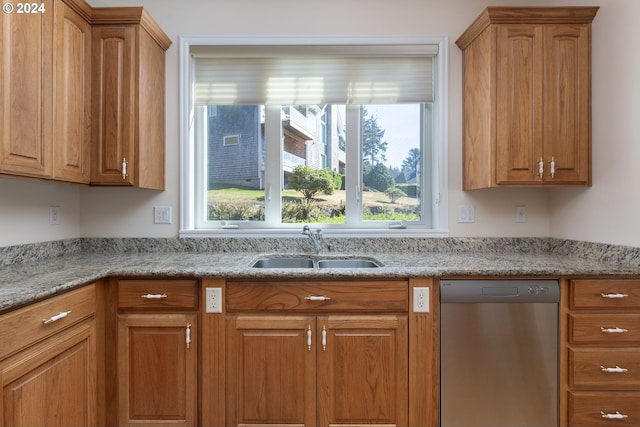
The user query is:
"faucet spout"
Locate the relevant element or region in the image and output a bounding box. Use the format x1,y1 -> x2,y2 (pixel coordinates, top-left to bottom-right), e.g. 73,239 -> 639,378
302,225 -> 330,254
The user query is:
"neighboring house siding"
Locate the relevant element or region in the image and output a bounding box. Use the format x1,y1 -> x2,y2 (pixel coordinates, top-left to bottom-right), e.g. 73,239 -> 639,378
208,106 -> 262,189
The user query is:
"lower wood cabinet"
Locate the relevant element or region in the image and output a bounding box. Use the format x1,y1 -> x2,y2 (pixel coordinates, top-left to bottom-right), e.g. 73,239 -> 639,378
115,279 -> 198,427
223,278 -> 413,427
562,278 -> 640,426
0,284 -> 98,426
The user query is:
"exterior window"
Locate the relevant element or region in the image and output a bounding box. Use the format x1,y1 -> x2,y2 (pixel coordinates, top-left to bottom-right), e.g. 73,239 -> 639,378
223,135 -> 240,146
180,37 -> 448,236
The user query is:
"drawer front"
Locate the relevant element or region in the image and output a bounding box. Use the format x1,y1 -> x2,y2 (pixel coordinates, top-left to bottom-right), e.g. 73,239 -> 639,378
118,279 -> 198,310
226,280 -> 408,312
569,313 -> 640,344
0,284 -> 96,360
569,392 -> 640,426
570,348 -> 640,388
571,280 -> 640,309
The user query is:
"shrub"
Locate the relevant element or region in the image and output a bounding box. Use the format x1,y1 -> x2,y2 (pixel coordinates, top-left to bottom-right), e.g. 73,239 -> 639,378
288,166 -> 335,200
384,186 -> 407,203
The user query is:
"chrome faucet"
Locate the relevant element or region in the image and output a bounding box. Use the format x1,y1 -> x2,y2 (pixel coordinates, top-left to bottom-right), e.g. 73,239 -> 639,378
302,225 -> 330,254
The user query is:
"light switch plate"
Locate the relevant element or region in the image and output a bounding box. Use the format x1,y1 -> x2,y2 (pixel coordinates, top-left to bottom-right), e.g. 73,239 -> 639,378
153,206 -> 172,224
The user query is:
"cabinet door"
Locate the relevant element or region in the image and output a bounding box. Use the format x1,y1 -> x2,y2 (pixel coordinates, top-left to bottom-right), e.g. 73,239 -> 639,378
0,0 -> 53,178
53,0 -> 91,183
91,25 -> 135,186
317,315 -> 408,427
1,319 -> 97,427
226,315 -> 317,427
495,24 -> 544,185
543,24 -> 591,185
117,313 -> 197,427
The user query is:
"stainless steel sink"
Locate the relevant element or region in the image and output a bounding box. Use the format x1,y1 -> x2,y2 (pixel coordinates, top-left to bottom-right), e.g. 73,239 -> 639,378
251,257 -> 314,268
317,259 -> 379,268
251,256 -> 380,269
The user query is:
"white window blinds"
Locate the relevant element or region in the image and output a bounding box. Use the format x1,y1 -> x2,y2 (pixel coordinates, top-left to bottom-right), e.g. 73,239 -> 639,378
192,44 -> 437,105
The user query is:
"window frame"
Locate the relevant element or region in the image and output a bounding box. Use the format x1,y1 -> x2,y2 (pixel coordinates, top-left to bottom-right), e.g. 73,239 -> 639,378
179,35 -> 449,237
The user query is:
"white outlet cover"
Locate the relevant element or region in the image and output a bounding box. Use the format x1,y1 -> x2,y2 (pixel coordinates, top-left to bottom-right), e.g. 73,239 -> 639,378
413,287 -> 430,313
205,287 -> 222,313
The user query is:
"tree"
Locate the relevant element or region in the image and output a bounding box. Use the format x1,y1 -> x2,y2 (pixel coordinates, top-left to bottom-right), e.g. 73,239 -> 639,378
384,186 -> 407,203
288,166 -> 335,201
401,148 -> 420,179
364,163 -> 394,192
362,108 -> 388,166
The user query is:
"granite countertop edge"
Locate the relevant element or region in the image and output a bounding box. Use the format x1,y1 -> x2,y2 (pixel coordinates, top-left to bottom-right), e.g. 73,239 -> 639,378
1,237 -> 640,314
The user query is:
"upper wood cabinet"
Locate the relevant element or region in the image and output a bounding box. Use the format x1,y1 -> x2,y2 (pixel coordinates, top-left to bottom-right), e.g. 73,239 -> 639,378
0,1 -> 169,188
91,9 -> 171,190
0,0 -> 54,178
456,7 -> 598,189
53,0 -> 93,183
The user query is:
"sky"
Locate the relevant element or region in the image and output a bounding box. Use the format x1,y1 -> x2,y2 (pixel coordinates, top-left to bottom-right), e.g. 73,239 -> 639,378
366,104 -> 421,169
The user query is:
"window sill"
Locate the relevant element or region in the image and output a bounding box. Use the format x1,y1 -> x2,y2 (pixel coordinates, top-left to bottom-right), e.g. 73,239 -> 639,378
179,227 -> 449,239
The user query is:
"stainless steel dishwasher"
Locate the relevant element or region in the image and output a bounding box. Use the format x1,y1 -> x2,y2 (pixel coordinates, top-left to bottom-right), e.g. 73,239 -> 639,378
440,279 -> 560,427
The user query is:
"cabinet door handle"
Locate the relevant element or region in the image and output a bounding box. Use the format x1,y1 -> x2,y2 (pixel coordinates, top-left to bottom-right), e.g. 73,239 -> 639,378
122,158 -> 128,179
537,157 -> 544,178
601,411 -> 628,420
601,366 -> 628,373
321,325 -> 327,351
42,311 -> 72,325
601,292 -> 629,299
141,293 -> 168,299
307,325 -> 312,351
548,157 -> 555,178
601,327 -> 629,334
305,295 -> 331,301
186,323 -> 191,349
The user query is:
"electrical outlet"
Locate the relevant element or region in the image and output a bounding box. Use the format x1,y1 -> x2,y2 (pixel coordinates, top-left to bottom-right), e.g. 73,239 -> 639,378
515,206 -> 527,223
49,206 -> 60,225
205,288 -> 222,313
457,205 -> 475,223
413,287 -> 430,313
153,206 -> 172,224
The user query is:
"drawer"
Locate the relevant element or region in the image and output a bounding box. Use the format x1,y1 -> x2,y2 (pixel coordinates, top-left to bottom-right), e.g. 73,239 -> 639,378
226,280 -> 408,313
570,348 -> 640,388
0,284 -> 96,360
569,313 -> 640,344
571,280 -> 640,309
569,391 -> 640,426
118,279 -> 198,310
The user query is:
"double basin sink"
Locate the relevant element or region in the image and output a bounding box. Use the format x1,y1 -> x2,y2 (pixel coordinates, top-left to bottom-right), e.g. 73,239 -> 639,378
251,256 -> 380,269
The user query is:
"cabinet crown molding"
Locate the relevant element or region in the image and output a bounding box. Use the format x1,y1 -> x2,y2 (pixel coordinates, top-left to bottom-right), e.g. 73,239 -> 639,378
456,6 -> 599,49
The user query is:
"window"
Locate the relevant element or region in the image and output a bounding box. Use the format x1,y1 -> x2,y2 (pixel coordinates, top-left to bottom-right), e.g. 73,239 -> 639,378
180,36 -> 448,237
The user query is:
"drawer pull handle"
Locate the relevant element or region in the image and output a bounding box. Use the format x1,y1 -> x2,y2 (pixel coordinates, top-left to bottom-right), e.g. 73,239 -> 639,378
601,292 -> 629,299
601,366 -> 628,373
42,311 -> 72,325
601,411 -> 628,420
601,327 -> 629,334
141,293 -> 167,299
305,295 -> 331,301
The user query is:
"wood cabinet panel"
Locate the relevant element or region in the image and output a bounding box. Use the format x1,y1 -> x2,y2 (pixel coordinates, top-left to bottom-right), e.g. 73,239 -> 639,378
0,0 -> 53,178
570,280 -> 640,309
53,0 -> 92,183
1,319 -> 97,427
0,284 -> 96,360
569,313 -> 640,344
569,392 -> 640,426
117,313 -> 197,427
570,348 -> 640,388
226,315 -> 317,427
118,279 -> 198,310
317,315 -> 408,427
226,280 -> 408,313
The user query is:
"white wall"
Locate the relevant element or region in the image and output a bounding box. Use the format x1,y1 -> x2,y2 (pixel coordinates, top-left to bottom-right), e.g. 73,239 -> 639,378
1,0 -> 637,247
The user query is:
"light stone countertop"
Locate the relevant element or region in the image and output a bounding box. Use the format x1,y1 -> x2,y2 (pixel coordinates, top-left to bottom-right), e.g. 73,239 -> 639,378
1,237 -> 640,314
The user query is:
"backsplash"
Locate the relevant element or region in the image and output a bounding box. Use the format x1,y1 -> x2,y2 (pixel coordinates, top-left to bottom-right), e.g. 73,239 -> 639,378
2,237 -> 639,268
